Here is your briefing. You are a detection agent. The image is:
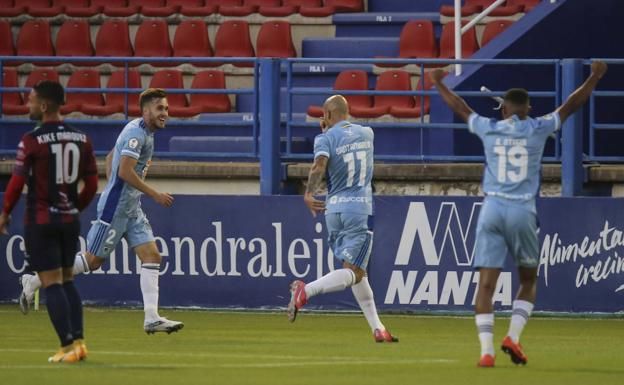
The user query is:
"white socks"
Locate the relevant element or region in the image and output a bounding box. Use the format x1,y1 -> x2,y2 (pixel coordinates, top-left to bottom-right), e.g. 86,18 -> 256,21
351,277 -> 384,332
475,313 -> 495,357
507,300 -> 534,343
140,263 -> 161,322
305,268 -> 356,299
27,252 -> 91,292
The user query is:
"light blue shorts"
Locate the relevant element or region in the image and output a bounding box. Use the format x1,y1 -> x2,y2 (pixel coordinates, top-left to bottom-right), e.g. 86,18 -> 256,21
325,212 -> 373,269
86,208 -> 155,259
473,197 -> 539,269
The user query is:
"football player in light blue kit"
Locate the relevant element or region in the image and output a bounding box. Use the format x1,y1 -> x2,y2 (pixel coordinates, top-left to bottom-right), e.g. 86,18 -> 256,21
19,88 -> 184,335
287,95 -> 398,343
431,61 -> 608,367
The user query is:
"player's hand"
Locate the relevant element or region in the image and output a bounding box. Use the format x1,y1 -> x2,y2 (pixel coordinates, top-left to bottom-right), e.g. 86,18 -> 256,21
430,69 -> 446,84
153,192 -> 174,207
591,60 -> 608,79
320,118 -> 329,133
0,213 -> 10,235
304,192 -> 325,217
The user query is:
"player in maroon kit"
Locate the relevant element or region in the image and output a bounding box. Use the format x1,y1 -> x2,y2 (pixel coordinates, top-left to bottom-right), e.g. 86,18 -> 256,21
0,81 -> 98,363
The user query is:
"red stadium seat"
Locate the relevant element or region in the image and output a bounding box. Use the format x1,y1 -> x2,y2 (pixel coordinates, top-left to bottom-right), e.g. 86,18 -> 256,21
169,70 -> 231,117
1,69 -> 28,115
299,0 -> 363,17
24,69 -> 60,89
438,22 -> 479,59
256,21 -> 296,58
103,0 -> 148,17
179,0 -> 219,16
55,20 -> 94,60
350,70 -> 412,118
65,0 -> 111,17
134,20 -> 173,66
95,20 -> 134,65
142,0 -> 193,16
220,0 -> 279,17
16,20 -> 55,65
389,72 -> 441,118
258,0 -> 303,17
173,19 -> 215,66
440,0 -> 496,17
376,20 -> 438,68
0,20 -> 14,57
214,20 -> 255,67
0,0 -> 26,17
82,70 -> 141,116
149,70 -> 188,112
61,69 -> 103,114
29,0 -> 89,17
307,70 -> 371,118
490,0 -> 540,15
481,20 -> 514,46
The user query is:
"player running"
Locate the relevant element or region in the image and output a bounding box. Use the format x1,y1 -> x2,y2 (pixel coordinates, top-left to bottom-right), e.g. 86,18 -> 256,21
431,61 -> 607,367
18,88 -> 184,335
0,81 -> 98,362
287,95 -> 398,343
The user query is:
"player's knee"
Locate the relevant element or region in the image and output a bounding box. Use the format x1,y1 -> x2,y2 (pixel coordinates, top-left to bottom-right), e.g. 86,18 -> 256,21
343,262 -> 365,283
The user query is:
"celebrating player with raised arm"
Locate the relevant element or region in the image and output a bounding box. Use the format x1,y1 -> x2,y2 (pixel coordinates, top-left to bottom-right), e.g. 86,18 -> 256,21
287,95 -> 398,343
431,61 -> 607,367
19,88 -> 184,335
0,81 -> 98,362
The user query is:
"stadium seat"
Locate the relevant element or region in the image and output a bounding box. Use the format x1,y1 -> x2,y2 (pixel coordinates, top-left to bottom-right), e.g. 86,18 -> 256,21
376,20 -> 438,68
256,21 -> 296,58
16,20 -> 55,65
173,20 -> 215,67
0,0 -> 26,17
24,68 -> 60,89
0,20 -> 14,57
481,20 -> 514,46
350,70 -> 412,118
142,0 -> 191,16
29,0 -> 88,17
82,70 -> 141,116
61,69 -> 103,114
55,20 -> 94,60
258,0 -> 303,17
65,0 -> 110,17
103,0 -> 145,17
1,69 -> 28,115
438,22 -> 479,59
489,0 -> 541,16
389,72 -> 441,118
307,69 -> 371,118
440,0 -> 495,17
169,70 -> 231,117
219,0 -> 279,17
95,20 -> 134,65
148,70 -> 188,114
134,20 -> 173,66
214,20 -> 255,67
178,0 -> 218,16
299,0 -> 363,17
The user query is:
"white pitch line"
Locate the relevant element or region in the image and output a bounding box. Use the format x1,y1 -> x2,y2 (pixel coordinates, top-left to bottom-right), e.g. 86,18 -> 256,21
0,358 -> 457,371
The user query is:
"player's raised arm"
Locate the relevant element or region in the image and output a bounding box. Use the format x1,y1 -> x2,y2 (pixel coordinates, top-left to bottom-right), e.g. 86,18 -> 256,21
431,69 -> 474,123
556,60 -> 607,124
304,155 -> 328,217
118,155 -> 173,207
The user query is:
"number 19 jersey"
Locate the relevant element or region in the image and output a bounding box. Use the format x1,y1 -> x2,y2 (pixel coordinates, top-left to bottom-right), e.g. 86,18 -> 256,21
313,120 -> 374,215
468,112 -> 561,208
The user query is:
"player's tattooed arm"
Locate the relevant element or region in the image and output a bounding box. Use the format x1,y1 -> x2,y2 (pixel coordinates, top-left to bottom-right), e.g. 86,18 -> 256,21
304,156 -> 328,217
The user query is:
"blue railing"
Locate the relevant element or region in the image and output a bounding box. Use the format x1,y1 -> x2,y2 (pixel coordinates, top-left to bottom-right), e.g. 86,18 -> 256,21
0,56 -> 619,195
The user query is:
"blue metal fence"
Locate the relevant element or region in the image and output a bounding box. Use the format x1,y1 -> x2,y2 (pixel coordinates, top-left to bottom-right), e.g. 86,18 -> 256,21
0,56 -> 619,196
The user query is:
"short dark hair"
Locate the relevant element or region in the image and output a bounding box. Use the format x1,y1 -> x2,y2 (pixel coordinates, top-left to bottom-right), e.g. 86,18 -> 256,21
33,80 -> 65,110
504,88 -> 530,106
139,88 -> 167,109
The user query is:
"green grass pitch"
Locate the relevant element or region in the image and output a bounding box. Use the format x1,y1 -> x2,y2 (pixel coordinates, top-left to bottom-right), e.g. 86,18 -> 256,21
0,305 -> 622,385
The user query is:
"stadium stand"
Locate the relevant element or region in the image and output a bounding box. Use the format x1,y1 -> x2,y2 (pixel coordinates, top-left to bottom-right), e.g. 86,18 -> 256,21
172,19 -> 215,66
299,0 -> 363,17
15,20 -> 54,60
307,70 -> 371,118
1,69 -> 27,115
480,19 -> 514,46
177,0 -> 218,17
257,0 -> 303,17
168,70 -> 231,117
214,20 -> 255,67
349,70 -> 413,119
60,69 -> 103,114
440,0 -> 497,17
65,0 -> 112,17
148,69 -> 189,116
81,70 -> 142,116
55,20 -> 94,58
134,19 -> 173,65
489,0 -> 541,16
256,21 -> 297,58
388,72 -> 439,119
438,21 -> 479,59
95,19 -> 134,63
0,20 -> 14,56
219,0 -> 280,17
